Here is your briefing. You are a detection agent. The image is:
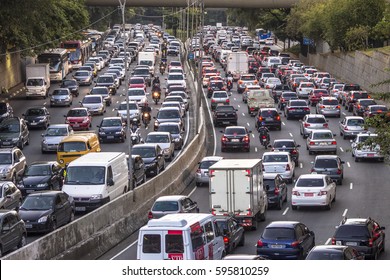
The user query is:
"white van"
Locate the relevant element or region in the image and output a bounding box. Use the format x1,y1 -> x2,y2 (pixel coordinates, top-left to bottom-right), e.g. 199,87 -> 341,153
62,152 -> 129,212
137,213 -> 226,260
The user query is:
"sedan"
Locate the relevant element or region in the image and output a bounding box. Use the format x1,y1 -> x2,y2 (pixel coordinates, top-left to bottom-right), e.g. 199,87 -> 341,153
0,182 -> 22,210
73,70 -> 92,86
306,245 -> 364,260
263,174 -> 287,210
284,99 -> 310,120
131,144 -> 165,177
41,124 -> 74,153
19,191 -> 75,233
291,174 -> 336,210
256,221 -> 315,259
306,129 -> 337,154
339,116 -> 366,139
271,139 -> 300,165
50,88 -> 73,107
262,151 -> 295,183
97,117 -> 126,143
80,95 -> 106,116
300,114 -> 329,138
214,216 -> 245,254
220,126 -> 251,152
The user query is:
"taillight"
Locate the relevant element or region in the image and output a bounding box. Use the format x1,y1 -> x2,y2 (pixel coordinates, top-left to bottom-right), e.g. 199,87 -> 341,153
257,240 -> 264,247
331,238 -> 336,245
258,116 -> 263,121
309,141 -> 315,145
323,123 -> 328,127
304,123 -> 310,127
320,105 -> 325,109
261,164 -> 265,171
211,99 -> 216,103
337,169 -> 342,175
243,136 -> 250,142
369,238 -> 374,247
223,237 -> 229,244
196,168 -> 201,174
291,241 -> 299,248
275,115 -> 281,121
336,105 -> 340,109
262,135 -> 267,139
148,211 -> 153,219
221,136 -> 228,142
274,187 -> 280,195
291,149 -> 297,154
226,99 -> 230,103
318,190 -> 327,196
331,141 -> 337,145
211,208 -> 216,215
292,190 -> 300,196
281,98 -> 285,102
285,164 -> 290,171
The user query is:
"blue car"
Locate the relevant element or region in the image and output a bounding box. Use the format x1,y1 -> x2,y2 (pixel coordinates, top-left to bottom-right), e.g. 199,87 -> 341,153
256,221 -> 315,259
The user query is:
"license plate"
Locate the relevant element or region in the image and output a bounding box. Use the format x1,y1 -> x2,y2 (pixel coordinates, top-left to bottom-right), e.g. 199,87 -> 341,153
26,190 -> 35,193
75,207 -> 86,211
304,193 -> 314,197
319,142 -> 327,146
295,109 -> 303,112
73,123 -> 79,127
231,139 -> 239,142
222,121 -> 230,124
345,242 -> 358,246
25,224 -> 33,229
2,142 -> 10,145
270,244 -> 285,248
367,153 -> 374,157
266,117 -> 273,121
107,136 -> 114,139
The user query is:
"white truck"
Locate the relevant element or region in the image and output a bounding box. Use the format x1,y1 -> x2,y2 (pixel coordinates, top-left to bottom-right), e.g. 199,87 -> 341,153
137,51 -> 155,76
25,63 -> 50,99
209,159 -> 268,230
226,51 -> 249,81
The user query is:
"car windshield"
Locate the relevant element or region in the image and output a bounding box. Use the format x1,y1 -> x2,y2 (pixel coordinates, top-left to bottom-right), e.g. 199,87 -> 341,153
132,147 -> 156,158
58,141 -> 86,152
335,225 -> 370,239
213,92 -> 227,98
52,89 -> 69,96
91,88 -> 108,95
312,132 -> 333,139
347,119 -> 364,126
127,89 -> 145,96
263,179 -> 276,191
146,135 -> 169,143
61,80 -> 76,87
290,101 -> 307,106
199,160 -> 218,169
263,154 -> 289,162
0,122 -> 20,133
322,99 -> 338,105
118,103 -> 137,110
83,97 -> 101,104
0,153 -> 12,164
152,201 -> 179,211
67,109 -> 87,117
261,110 -> 277,117
130,78 -> 145,84
301,83 -> 314,88
97,77 -> 113,83
274,141 -> 295,148
225,127 -> 246,135
75,71 -> 89,77
216,106 -> 234,112
65,166 -> 105,185
360,100 -> 376,106
296,178 -> 324,187
25,164 -> 51,176
371,106 -> 387,112
157,110 -> 180,118
101,119 -> 122,127
21,196 -> 54,211
306,251 -> 343,260
45,127 -> 68,136
307,117 -> 326,124
26,108 -> 44,116
314,159 -> 338,168
262,228 -> 295,240
157,125 -> 180,134
168,74 -> 184,80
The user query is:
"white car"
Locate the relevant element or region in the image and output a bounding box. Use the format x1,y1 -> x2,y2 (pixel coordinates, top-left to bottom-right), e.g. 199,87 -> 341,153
339,116 -> 366,139
351,132 -> 384,162
264,77 -> 282,89
262,151 -> 295,183
296,82 -> 315,98
126,88 -> 148,107
291,174 -> 336,210
306,129 -> 337,154
166,73 -> 186,89
144,132 -> 175,161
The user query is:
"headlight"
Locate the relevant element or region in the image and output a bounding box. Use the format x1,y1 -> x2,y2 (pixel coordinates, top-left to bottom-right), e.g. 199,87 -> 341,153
0,167 -> 10,174
12,138 -> 19,141
154,121 -> 159,126
163,148 -> 170,153
90,194 -> 103,201
99,131 -> 106,135
115,131 -> 122,134
174,138 -> 180,142
82,117 -> 89,123
38,216 -> 48,223
37,183 -> 48,188
18,183 -> 24,188
50,98 -> 55,101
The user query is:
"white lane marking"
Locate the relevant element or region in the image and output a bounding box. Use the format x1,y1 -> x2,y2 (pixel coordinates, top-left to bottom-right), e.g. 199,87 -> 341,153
282,122 -> 285,126
342,112 -> 346,115
289,132 -> 293,137
350,183 -> 353,190
282,207 -> 289,215
325,238 -> 331,245
300,163 -> 303,169
43,102 -> 47,106
251,133 -> 255,138
347,162 -> 351,168
255,147 -> 258,152
342,209 -> 348,217
110,239 -> 138,260
237,104 -> 240,108
116,100 -> 119,103
233,97 -> 236,101
247,122 -> 250,127
242,113 -> 245,116
112,108 -> 115,111
339,147 -> 344,152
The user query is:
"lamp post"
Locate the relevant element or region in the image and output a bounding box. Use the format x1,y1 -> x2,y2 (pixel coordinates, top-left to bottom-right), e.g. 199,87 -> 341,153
118,0 -> 133,192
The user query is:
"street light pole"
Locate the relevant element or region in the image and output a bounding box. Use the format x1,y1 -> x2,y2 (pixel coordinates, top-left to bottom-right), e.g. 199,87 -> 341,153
118,0 -> 133,191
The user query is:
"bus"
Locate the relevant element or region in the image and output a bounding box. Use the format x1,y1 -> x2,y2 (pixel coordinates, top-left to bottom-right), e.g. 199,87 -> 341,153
61,40 -> 93,71
37,48 -> 69,82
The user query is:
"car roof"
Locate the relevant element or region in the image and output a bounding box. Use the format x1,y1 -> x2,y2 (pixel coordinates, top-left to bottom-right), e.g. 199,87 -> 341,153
266,221 -> 300,228
310,245 -> 348,252
344,116 -> 364,120
314,155 -> 339,160
29,161 -> 58,166
298,174 -> 327,179
155,195 -> 187,201
263,151 -> 290,156
200,156 -> 223,162
26,191 -> 63,197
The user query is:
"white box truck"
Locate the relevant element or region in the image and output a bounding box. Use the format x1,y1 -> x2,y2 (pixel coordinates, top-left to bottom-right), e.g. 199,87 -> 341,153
226,51 -> 249,81
25,63 -> 50,99
137,51 -> 155,76
209,159 -> 267,230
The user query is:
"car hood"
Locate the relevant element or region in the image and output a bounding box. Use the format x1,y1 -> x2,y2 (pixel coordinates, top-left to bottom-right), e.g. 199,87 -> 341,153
21,175 -> 51,185
66,116 -> 86,121
24,115 -> 46,121
0,132 -> 20,139
141,157 -> 157,164
99,127 -> 122,133
19,209 -> 52,220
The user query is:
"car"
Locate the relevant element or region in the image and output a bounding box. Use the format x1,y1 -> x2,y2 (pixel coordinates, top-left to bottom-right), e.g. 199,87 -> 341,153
278,91 -> 298,110
161,101 -> 185,118
310,155 -> 344,185
213,105 -> 238,127
306,129 -> 337,154
60,79 -> 79,97
0,117 -> 30,150
214,215 -> 245,254
167,46 -> 179,56
116,101 -> 141,124
351,132 -> 384,162
130,155 -> 147,189
207,81 -> 225,98
79,95 -> 106,116
0,209 -> 27,257
145,132 -> 175,161
222,254 -> 267,260
255,108 -> 282,131
339,116 -> 366,139
19,191 -> 75,233
0,182 -> 22,210
271,139 -> 300,165
220,126 -> 251,152
308,89 -> 329,106
291,174 -> 336,210
316,97 -> 341,117
345,91 -> 370,112
256,221 -> 315,259
263,174 -> 287,210
300,114 -> 329,138
284,99 -> 310,120
363,105 -> 389,118
64,108 -> 92,131
168,91 -> 189,111
166,73 -> 186,89
306,245 -> 364,260
148,195 -> 199,219
72,70 -> 93,86
195,156 -> 223,187
97,117 -> 126,143
156,122 -> 184,150
126,88 -> 148,108
296,82 -> 315,99
331,217 -> 385,259
264,77 -> 282,90
17,161 -> 64,197
90,87 -> 112,106
242,84 -> 261,103
131,143 -> 165,177
21,106 -> 50,130
353,98 -> 377,116
49,88 -> 73,107
237,74 -> 257,94
0,148 -> 27,184
262,151 -> 295,183
128,76 -> 146,90
153,107 -> 183,132
0,102 -> 14,124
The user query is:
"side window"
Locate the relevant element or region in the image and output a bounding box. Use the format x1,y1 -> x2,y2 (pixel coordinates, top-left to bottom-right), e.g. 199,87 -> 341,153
107,166 -> 113,181
87,142 -> 92,150
204,221 -> 214,243
4,186 -> 12,196
142,234 -> 161,253
8,214 -> 18,227
55,195 -> 62,206
295,225 -> 304,239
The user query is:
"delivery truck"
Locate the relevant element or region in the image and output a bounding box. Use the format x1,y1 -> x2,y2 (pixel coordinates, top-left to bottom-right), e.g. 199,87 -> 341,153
25,63 -> 50,99
226,51 -> 249,81
137,51 -> 155,76
209,159 -> 267,230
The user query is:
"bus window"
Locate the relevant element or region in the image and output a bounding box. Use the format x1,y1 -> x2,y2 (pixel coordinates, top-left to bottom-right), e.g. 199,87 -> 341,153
142,234 -> 161,253
165,234 -> 184,253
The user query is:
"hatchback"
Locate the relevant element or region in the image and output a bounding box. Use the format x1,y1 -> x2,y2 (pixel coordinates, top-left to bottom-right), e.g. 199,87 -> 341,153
278,92 -> 298,110
262,151 -> 295,183
50,88 -> 73,107
308,89 -> 329,106
214,215 -> 245,254
300,114 -> 329,138
131,144 -> 165,177
220,126 -> 251,152
306,245 -> 364,260
80,95 -> 106,116
90,87 -> 112,106
156,122 -> 184,150
284,99 -> 310,120
97,117 -> 126,143
271,139 -> 300,165
255,108 -> 282,130
195,156 -> 223,186
311,155 -> 344,185
0,182 -> 22,210
59,79 -> 79,97
0,117 -> 30,150
64,108 -> 92,131
306,129 -> 337,154
0,209 -> 26,257
363,105 -> 388,118
22,106 -> 50,129
211,91 -> 230,110
94,75 -> 116,95
291,174 -> 336,210
339,116 -> 366,139
153,107 -> 183,131
148,195 -> 199,219
296,82 -> 315,98
316,97 -> 340,117
263,174 -> 287,210
256,221 -> 315,259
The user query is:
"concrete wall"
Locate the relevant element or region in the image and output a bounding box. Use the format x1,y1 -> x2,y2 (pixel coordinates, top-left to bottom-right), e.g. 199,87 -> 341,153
0,53 -> 35,91
2,116 -> 206,260
300,50 -> 390,93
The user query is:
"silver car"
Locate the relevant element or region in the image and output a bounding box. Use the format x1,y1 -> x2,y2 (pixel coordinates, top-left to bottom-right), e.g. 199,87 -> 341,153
300,114 -> 329,138
73,70 -> 92,86
79,95 -> 106,115
116,101 -> 140,124
50,88 -> 73,107
156,122 -> 184,150
145,132 -> 175,161
316,97 -> 340,117
195,156 -> 223,186
148,195 -> 199,219
41,124 -> 74,153
339,116 -> 366,139
0,181 -> 22,210
306,129 -> 337,154
211,91 -> 230,110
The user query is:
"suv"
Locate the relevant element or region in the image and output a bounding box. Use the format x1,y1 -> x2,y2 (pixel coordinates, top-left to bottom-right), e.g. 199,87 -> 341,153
351,132 -> 384,162
0,209 -> 27,257
0,118 -> 30,150
310,155 -> 345,185
22,106 -> 51,129
213,105 -> 238,127
332,217 -> 385,259
0,148 -> 27,184
0,102 -> 14,123
255,108 -> 282,130
148,195 -> 199,219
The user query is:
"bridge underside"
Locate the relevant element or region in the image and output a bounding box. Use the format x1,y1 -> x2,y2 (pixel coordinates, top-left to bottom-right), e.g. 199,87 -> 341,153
85,0 -> 297,8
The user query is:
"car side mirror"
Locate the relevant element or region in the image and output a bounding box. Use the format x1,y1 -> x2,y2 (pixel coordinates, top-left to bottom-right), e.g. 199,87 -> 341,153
341,161 -> 345,164
79,101 -> 82,104
265,184 -> 270,191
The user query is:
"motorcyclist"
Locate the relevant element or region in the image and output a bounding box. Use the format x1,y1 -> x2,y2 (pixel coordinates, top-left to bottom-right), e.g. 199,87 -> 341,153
141,104 -> 152,127
258,125 -> 270,148
152,76 -> 160,85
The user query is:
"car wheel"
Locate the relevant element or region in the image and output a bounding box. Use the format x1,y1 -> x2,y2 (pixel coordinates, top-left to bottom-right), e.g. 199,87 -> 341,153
68,211 -> 75,223
238,233 -> 245,246
17,234 -> 26,248
291,205 -> 297,211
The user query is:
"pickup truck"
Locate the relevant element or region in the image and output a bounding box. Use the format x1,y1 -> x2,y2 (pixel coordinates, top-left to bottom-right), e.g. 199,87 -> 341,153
351,132 -> 384,162
247,89 -> 274,116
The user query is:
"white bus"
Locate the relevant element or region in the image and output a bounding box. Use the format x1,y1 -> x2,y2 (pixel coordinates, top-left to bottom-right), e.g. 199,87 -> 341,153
37,48 -> 69,82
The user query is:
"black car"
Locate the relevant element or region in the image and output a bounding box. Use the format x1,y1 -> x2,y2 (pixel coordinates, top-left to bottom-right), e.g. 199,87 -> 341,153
131,144 -> 165,177
306,245 -> 364,260
207,81 -> 225,98
0,117 -> 30,150
271,139 -> 300,165
214,216 -> 245,254
97,117 -> 126,143
19,191 -> 75,233
0,102 -> 14,123
278,92 -> 298,110
255,108 -> 282,130
272,84 -> 290,102
130,155 -> 147,189
284,99 -> 310,120
60,79 -> 79,97
213,105 -> 238,127
17,161 -> 64,197
95,75 -> 116,95
22,106 -> 50,129
263,174 -> 287,210
220,126 -> 251,152
331,217 -> 385,259
90,87 -> 112,106
0,209 -> 26,257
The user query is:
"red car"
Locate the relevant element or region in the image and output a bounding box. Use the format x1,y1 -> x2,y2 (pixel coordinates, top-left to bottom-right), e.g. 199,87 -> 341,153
128,77 -> 146,91
308,89 -> 329,106
64,108 -> 92,131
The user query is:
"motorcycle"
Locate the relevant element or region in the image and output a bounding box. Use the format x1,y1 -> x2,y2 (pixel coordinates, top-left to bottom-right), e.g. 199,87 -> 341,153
258,126 -> 270,149
160,65 -> 165,75
142,111 -> 151,128
227,80 -> 233,92
130,118 -> 142,145
152,91 -> 161,105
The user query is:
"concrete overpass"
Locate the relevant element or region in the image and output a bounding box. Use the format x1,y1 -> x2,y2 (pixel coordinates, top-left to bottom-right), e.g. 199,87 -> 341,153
85,0 -> 298,8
